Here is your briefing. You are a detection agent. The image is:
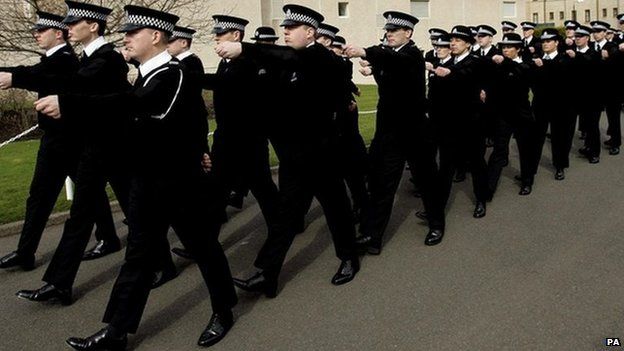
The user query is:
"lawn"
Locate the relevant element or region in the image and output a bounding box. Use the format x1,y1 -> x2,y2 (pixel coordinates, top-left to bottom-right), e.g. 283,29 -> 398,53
0,85 -> 379,225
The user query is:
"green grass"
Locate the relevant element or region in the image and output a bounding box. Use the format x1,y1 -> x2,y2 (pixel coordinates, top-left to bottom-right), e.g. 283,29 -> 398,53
0,85 -> 379,225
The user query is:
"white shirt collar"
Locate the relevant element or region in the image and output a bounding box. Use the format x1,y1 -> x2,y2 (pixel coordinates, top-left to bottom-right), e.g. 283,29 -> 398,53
306,41 -> 315,48
440,56 -> 452,65
176,51 -> 193,61
472,43 -> 480,50
525,35 -> 533,42
577,46 -> 589,53
481,46 -> 492,55
454,50 -> 470,63
543,51 -> 558,60
83,36 -> 107,57
46,43 -> 67,57
597,39 -> 607,48
512,57 -> 523,63
393,43 -> 408,52
138,50 -> 172,77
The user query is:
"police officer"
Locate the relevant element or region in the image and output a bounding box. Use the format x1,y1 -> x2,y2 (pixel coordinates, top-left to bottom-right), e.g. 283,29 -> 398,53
501,21 -> 518,34
216,4 -> 360,295
425,28 -> 448,63
475,24 -> 501,149
563,20 -> 580,51
35,6 -> 238,349
520,21 -> 541,61
0,11 -> 118,270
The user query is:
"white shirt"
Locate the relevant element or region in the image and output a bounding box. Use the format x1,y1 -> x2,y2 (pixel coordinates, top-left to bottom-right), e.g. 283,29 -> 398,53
440,56 -> 452,65
83,36 -> 107,57
472,43 -> 480,51
46,43 -> 66,57
512,57 -> 523,64
176,51 -> 193,61
524,35 -> 534,44
138,50 -> 172,77
577,46 -> 589,53
394,43 -> 408,52
454,50 -> 470,64
596,39 -> 607,50
542,51 -> 559,60
480,46 -> 492,56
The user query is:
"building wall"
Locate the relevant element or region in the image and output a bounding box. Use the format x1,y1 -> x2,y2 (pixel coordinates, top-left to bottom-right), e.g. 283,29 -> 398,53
526,0 -> 622,28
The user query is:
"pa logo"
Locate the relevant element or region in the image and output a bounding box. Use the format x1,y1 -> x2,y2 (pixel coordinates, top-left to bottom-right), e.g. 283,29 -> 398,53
606,337 -> 621,346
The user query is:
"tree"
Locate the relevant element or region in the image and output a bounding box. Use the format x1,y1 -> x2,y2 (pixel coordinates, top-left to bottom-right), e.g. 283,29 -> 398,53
0,0 -> 215,61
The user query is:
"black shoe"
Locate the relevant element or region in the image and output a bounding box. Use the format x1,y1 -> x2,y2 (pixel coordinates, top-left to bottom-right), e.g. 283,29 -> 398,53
555,169 -> 565,181
66,327 -> 127,351
354,234 -> 381,255
151,268 -> 178,289
502,159 -> 509,167
227,191 -> 244,209
578,146 -> 590,156
604,139 -> 613,146
414,210 -> 428,221
425,229 -> 445,246
197,311 -> 234,348
453,171 -> 466,183
513,175 -> 523,182
609,147 -> 620,155
485,138 -> 494,147
171,247 -> 194,260
589,156 -> 600,164
519,184 -> 532,196
331,259 -> 360,285
232,271 -> 278,298
122,218 -> 129,226
473,202 -> 486,218
412,187 -> 422,198
82,240 -> 121,261
16,283 -> 72,305
0,251 -> 34,270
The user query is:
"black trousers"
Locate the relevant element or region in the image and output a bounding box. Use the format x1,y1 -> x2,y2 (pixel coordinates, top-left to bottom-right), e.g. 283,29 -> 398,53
16,132 -> 116,257
336,107 -> 369,212
254,137 -> 357,275
43,145 -> 130,289
360,128 -> 442,236
437,121 -> 489,210
103,174 -> 237,334
487,115 -> 536,194
580,106 -> 602,157
606,100 -> 622,147
534,106 -> 576,170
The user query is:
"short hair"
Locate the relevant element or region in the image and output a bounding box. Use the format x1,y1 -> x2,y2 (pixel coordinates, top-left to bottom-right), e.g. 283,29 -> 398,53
60,29 -> 69,41
85,19 -> 106,36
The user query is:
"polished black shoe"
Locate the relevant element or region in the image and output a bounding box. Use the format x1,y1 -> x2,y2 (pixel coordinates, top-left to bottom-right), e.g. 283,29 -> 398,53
171,247 -> 194,260
589,156 -> 600,164
232,271 -> 278,298
82,240 -> 121,261
66,327 -> 127,351
414,210 -> 428,221
0,251 -> 35,270
227,191 -> 244,209
151,268 -> 178,289
16,283 -> 72,305
609,147 -> 620,155
604,139 -> 614,146
578,146 -> 590,156
354,234 -> 381,255
518,184 -> 532,196
473,202 -> 486,218
554,169 -> 565,181
453,171 -> 466,183
331,259 -> 360,285
424,229 -> 444,246
198,311 -> 233,348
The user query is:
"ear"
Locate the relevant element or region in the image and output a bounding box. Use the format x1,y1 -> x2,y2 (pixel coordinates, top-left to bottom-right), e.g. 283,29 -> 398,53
54,29 -> 63,40
307,26 -> 316,40
152,30 -> 162,45
233,30 -> 241,41
89,22 -> 99,34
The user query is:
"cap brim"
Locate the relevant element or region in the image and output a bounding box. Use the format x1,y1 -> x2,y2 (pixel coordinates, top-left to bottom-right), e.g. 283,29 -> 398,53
280,19 -> 305,27
498,41 -> 523,46
62,16 -> 83,24
32,24 -> 53,31
384,24 -> 409,31
250,36 -> 279,41
449,33 -> 475,43
118,23 -> 147,33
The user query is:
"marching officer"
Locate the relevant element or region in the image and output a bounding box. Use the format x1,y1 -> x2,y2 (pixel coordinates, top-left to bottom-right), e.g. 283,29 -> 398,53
563,20 -> 580,51
0,11 -> 118,270
475,24 -> 501,148
520,21 -> 541,61
36,6 -> 238,349
216,4 -> 360,296
425,28 -> 448,63
501,20 -> 518,34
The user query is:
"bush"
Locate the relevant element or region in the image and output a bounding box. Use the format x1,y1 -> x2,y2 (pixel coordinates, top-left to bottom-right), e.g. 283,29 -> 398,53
0,90 -> 41,142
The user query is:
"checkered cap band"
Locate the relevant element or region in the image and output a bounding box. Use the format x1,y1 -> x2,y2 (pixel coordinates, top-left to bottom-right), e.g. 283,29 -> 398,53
172,30 -> 193,39
36,18 -> 68,30
127,14 -> 175,33
283,10 -> 319,28
214,21 -> 246,32
386,17 -> 414,29
67,8 -> 108,21
317,27 -> 336,38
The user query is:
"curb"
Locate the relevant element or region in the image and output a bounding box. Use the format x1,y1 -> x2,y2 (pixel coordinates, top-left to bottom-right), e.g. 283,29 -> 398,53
0,201 -> 121,238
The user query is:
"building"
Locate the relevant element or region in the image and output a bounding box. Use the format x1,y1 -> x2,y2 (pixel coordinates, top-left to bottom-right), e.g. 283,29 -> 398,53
526,0 -> 622,28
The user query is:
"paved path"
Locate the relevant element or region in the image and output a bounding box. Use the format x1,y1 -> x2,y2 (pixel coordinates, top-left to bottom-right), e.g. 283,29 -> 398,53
1,130 -> 624,351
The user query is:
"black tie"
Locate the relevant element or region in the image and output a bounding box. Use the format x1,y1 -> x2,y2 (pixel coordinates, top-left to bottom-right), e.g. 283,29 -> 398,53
481,49 -> 485,56
596,43 -> 601,51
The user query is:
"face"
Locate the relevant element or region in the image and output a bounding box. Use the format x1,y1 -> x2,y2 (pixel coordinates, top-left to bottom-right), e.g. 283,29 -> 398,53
123,28 -> 160,63
574,35 -> 589,47
316,36 -> 332,48
541,39 -> 558,53
502,28 -> 514,34
33,28 -> 60,50
566,28 -> 576,37
522,28 -> 534,38
215,30 -> 240,45
477,34 -> 492,47
501,45 -> 519,59
607,32 -> 614,41
385,28 -> 411,48
67,20 -> 96,44
592,30 -> 606,41
283,25 -> 314,49
450,37 -> 471,55
434,46 -> 451,59
167,38 -> 187,56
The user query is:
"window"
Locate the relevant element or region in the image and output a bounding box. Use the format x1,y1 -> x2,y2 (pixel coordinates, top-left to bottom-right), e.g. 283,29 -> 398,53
271,0 -> 283,19
410,0 -> 429,18
338,2 -> 349,18
602,8 -> 607,18
532,12 -> 539,23
614,8 -> 619,18
549,12 -> 554,20
572,10 -> 577,21
502,1 -> 516,18
585,9 -> 591,22
559,11 -> 564,20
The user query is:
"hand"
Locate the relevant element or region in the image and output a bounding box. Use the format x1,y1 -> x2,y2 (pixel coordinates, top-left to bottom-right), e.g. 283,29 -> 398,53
529,47 -> 535,53
348,101 -> 357,112
359,59 -> 370,67
0,72 -> 12,90
425,62 -> 434,71
434,66 -> 451,77
565,38 -> 574,46
215,42 -> 242,59
201,153 -> 212,172
619,42 -> 624,52
533,58 -> 544,67
359,66 -> 373,76
601,49 -> 609,59
34,95 -> 61,119
344,45 -> 366,58
492,55 -> 504,64
566,49 -> 576,58
480,90 -> 487,103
